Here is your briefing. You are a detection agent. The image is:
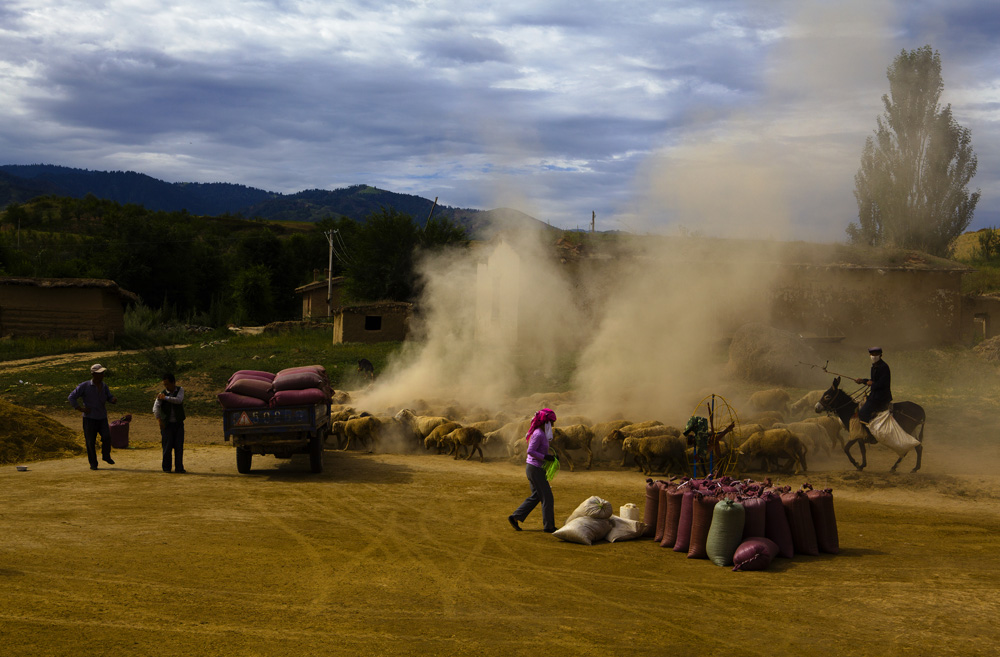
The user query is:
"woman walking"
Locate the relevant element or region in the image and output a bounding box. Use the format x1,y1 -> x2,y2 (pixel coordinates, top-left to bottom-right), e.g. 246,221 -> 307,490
508,408 -> 557,533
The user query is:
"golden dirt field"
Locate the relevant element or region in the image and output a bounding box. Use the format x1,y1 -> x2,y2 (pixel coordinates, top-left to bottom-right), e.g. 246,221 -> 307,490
2,413 -> 1000,657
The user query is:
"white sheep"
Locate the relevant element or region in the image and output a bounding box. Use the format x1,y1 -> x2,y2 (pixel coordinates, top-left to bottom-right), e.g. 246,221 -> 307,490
551,424 -> 595,471
621,435 -> 687,476
748,389 -> 791,416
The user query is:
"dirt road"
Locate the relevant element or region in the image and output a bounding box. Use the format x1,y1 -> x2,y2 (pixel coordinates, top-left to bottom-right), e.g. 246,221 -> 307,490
2,434 -> 999,656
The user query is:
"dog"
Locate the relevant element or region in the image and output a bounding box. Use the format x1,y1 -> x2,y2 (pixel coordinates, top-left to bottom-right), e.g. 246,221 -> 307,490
357,358 -> 375,382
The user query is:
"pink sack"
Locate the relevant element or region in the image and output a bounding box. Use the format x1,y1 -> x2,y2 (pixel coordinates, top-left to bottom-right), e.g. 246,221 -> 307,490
270,388 -> 329,407
277,365 -> 326,378
272,371 -> 326,392
217,392 -> 268,409
732,537 -> 780,572
225,377 -> 274,401
741,496 -> 767,540
763,492 -> 795,558
228,370 -> 275,383
672,489 -> 696,553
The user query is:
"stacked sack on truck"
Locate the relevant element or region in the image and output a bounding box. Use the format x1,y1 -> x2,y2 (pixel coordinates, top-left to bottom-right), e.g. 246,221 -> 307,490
642,477 -> 838,571
217,366 -> 332,409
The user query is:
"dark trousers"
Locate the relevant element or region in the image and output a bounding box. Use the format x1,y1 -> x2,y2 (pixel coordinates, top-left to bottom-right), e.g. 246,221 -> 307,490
511,464 -> 555,531
82,417 -> 112,468
161,422 -> 185,472
859,395 -> 890,423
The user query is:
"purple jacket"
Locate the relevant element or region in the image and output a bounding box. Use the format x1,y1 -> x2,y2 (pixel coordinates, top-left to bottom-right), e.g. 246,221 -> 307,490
526,426 -> 551,468
68,380 -> 115,420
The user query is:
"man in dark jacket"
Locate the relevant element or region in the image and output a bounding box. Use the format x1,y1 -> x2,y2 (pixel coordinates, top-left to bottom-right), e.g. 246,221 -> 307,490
855,347 -> 892,423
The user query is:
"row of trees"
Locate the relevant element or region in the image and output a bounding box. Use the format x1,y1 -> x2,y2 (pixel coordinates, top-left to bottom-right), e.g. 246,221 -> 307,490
0,195 -> 467,326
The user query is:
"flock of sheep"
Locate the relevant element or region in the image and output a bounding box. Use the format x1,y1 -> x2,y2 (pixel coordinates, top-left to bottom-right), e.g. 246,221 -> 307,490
326,387 -> 845,476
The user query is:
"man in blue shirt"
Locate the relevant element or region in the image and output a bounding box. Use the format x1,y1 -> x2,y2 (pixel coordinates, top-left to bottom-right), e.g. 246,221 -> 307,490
68,364 -> 119,470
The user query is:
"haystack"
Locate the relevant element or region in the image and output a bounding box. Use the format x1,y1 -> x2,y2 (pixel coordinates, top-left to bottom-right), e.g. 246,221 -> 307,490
0,399 -> 85,464
726,323 -> 826,388
972,335 -> 1000,363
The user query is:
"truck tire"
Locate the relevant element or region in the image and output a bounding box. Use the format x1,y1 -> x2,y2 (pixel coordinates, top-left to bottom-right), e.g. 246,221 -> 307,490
309,432 -> 324,474
236,447 -> 253,474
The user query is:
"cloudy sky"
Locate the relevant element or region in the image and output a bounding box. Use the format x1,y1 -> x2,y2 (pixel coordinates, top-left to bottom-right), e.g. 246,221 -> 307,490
1,0 -> 998,240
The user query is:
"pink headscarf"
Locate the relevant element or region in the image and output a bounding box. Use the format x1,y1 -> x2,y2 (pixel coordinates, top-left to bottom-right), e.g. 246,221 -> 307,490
525,408 -> 557,442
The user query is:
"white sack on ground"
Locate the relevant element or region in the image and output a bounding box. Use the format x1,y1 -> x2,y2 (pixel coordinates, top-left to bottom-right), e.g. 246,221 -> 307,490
868,410 -> 921,457
552,517 -> 614,545
565,496 -> 614,524
605,516 -> 646,543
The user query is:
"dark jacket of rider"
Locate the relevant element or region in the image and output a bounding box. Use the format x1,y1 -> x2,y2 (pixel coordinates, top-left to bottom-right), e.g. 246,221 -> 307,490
859,358 -> 892,422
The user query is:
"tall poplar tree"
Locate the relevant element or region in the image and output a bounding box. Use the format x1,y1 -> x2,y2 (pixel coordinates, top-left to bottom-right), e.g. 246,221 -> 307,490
849,45 -> 980,256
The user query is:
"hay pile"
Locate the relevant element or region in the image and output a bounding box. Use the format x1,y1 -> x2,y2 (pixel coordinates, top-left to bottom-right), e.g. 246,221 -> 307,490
726,323 -> 826,388
973,335 -> 1000,363
0,399 -> 85,465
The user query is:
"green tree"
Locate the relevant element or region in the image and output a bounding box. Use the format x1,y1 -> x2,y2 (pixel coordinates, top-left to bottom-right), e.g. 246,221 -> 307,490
849,45 -> 980,256
231,264 -> 275,325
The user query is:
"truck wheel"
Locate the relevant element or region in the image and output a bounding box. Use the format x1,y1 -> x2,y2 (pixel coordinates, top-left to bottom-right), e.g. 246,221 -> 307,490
309,432 -> 324,473
236,447 -> 253,474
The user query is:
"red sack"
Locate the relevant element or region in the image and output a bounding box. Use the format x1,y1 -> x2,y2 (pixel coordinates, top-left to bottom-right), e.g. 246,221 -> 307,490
740,496 -> 767,540
763,491 -> 795,558
732,537 -> 780,572
642,479 -> 659,538
806,487 -> 840,554
781,490 -> 820,556
659,486 -> 684,548
687,494 -> 719,559
272,371 -> 326,392
228,370 -> 275,383
654,482 -> 671,543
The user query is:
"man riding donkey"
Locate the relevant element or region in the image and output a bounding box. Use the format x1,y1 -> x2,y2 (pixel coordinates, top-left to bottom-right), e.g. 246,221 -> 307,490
854,346 -> 892,437
814,346 -> 924,472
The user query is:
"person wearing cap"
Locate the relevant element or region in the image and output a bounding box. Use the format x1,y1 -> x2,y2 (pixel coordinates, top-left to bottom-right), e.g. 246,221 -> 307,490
854,347 -> 892,424
508,408 -> 558,533
68,364 -> 119,470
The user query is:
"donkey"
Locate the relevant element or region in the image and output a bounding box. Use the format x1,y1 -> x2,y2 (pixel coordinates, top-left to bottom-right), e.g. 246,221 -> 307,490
815,377 -> 925,473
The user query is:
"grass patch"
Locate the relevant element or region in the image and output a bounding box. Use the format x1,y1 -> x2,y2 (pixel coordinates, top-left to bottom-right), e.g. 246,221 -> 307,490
0,336 -> 109,362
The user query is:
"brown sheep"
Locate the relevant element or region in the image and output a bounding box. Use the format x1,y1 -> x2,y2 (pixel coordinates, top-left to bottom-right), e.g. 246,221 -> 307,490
736,429 -> 807,474
745,411 -> 785,428
602,425 -> 679,468
748,389 -> 791,416
551,424 -> 595,471
423,421 -> 462,453
331,416 -> 382,453
621,435 -> 687,476
444,426 -> 486,462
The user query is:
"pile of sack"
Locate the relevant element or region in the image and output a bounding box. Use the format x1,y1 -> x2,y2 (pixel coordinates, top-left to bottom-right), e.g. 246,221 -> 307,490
217,366 -> 332,409
551,496 -> 647,545
642,477 -> 838,572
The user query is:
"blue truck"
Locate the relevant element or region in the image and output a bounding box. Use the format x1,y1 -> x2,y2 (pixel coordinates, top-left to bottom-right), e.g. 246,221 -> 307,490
223,402 -> 331,474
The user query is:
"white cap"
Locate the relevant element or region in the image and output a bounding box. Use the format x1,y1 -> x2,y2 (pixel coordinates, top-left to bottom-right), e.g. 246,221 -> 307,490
90,364 -> 107,374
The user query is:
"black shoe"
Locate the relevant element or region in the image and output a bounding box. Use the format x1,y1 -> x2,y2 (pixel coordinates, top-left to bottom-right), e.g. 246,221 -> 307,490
175,469 -> 187,474
508,515 -> 522,531
103,458 -> 115,465
90,466 -> 98,470
163,469 -> 171,473
543,527 -> 557,533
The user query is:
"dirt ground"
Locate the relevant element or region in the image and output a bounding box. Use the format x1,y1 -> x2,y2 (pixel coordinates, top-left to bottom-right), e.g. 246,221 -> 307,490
2,412 -> 999,657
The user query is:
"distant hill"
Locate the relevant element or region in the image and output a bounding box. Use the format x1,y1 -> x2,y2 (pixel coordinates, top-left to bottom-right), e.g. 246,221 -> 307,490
0,164 -> 276,215
0,164 -> 554,236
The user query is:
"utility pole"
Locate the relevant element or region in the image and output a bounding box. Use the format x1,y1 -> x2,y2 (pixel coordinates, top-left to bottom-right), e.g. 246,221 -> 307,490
591,211 -> 595,233
324,229 -> 334,318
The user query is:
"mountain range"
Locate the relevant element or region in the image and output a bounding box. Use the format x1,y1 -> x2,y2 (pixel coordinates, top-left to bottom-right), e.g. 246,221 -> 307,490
0,164 -> 553,236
